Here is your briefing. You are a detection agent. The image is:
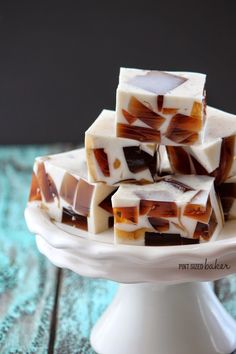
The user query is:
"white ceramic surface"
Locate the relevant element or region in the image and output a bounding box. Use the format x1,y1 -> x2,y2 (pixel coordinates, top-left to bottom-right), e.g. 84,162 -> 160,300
91,282 -> 236,354
25,204 -> 236,283
25,204 -> 236,354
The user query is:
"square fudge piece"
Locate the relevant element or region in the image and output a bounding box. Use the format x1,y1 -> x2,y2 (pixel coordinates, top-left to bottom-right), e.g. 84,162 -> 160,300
166,106 -> 236,184
85,109 -> 158,185
28,148 -> 116,234
112,175 -> 224,246
116,68 -> 206,145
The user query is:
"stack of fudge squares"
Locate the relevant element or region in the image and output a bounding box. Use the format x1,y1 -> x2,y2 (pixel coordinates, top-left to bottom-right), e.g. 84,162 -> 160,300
29,67 -> 236,246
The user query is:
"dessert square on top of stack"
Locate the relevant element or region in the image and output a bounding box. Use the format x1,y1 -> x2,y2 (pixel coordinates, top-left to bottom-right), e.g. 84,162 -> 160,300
116,68 -> 206,145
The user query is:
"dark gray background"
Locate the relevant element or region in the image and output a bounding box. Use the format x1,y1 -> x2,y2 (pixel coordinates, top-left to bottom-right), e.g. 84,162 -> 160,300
0,1 -> 236,144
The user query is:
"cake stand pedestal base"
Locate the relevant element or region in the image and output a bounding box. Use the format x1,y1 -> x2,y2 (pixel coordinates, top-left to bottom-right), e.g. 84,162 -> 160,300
90,281 -> 236,354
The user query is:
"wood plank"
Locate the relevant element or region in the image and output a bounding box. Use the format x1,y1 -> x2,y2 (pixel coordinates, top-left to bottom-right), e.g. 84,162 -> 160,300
0,146 -> 62,353
54,270 -> 117,354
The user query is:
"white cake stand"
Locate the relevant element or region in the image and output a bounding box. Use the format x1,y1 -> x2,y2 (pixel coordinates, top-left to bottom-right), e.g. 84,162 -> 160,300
25,204 -> 236,354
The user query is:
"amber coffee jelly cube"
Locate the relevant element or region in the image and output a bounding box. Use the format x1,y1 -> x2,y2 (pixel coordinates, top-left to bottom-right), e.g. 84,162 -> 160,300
111,175 -> 224,246
116,68 -> 206,146
28,149 -> 116,234
167,106 -> 236,184
85,109 -> 158,185
218,177 -> 236,221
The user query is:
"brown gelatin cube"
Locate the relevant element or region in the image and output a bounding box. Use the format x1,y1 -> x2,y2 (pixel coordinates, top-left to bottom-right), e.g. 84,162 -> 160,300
117,123 -> 160,143
162,107 -> 178,115
184,198 -> 212,223
191,101 -> 202,119
165,114 -> 201,144
29,172 -> 42,201
114,206 -> 139,224
116,228 -> 147,241
218,183 -> 236,199
116,178 -> 152,185
139,199 -> 153,215
74,179 -> 94,217
128,96 -> 165,129
180,132 -> 199,145
93,148 -> 110,177
122,109 -> 137,124
123,146 -> 157,179
166,146 -> 192,174
62,207 -> 88,231
216,183 -> 236,220
219,197 -> 234,221
140,200 -> 178,218
163,176 -> 194,193
169,114 -> 202,131
145,232 -> 199,246
214,136 -> 235,184
60,173 -> 78,205
167,128 -> 199,145
108,216 -> 114,228
148,217 -> 169,232
37,162 -> 58,203
157,95 -> 164,111
181,237 -> 199,245
191,155 -> 208,175
145,232 -> 181,246
99,190 -> 117,214
193,210 -> 217,241
167,146 -> 208,176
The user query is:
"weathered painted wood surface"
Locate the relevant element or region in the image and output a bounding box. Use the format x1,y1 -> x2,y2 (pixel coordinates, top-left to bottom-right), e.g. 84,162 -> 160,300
0,145 -> 235,354
54,272 -> 117,354
0,146 -> 63,353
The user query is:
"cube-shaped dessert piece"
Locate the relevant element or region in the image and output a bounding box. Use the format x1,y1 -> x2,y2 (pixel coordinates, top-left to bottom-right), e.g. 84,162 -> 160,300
85,109 -> 158,185
28,148 -> 117,234
112,175 -> 224,246
116,68 -> 206,145
218,177 -> 236,221
167,106 -> 236,184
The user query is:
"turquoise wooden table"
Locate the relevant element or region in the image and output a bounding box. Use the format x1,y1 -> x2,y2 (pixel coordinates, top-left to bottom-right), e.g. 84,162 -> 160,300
0,145 -> 236,354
